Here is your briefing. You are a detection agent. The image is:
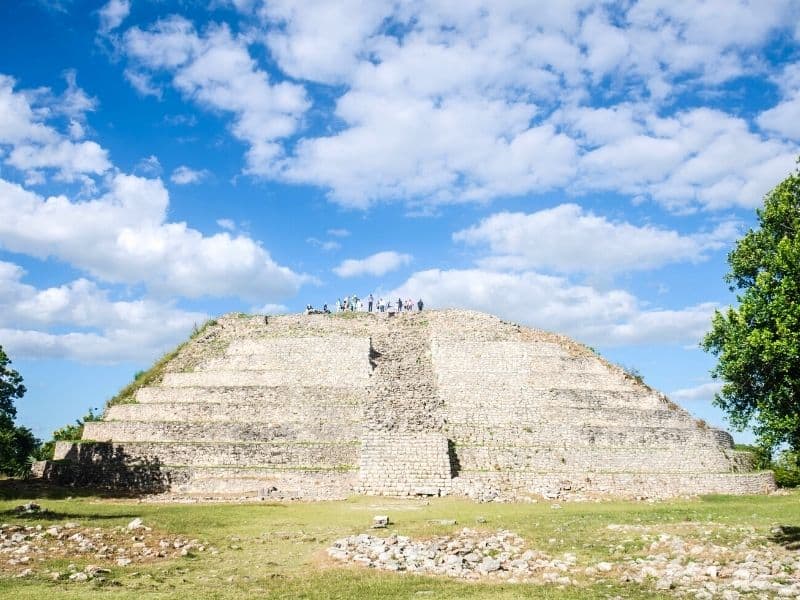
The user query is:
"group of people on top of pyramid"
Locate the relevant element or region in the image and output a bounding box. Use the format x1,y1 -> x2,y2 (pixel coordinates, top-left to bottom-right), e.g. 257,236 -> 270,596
305,293 -> 423,315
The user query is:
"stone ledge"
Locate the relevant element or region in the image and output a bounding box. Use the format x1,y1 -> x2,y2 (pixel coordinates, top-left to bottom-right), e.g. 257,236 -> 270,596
106,401 -> 362,423
450,471 -> 777,500
83,420 -> 362,444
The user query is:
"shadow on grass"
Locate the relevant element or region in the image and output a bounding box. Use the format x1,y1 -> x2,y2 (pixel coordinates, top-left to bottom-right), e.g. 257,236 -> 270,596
770,525 -> 800,550
0,478 -> 118,501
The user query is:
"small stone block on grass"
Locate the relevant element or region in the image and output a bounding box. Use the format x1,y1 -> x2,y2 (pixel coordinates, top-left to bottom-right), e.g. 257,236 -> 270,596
372,515 -> 389,528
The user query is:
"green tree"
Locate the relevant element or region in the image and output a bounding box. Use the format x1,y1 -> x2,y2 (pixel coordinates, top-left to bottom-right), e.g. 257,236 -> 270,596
0,344 -> 25,420
0,345 -> 38,475
702,163 -> 800,457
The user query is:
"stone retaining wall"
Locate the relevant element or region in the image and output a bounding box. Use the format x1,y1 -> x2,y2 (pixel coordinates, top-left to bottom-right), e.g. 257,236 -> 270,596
55,440 -> 359,469
83,420 -> 362,443
451,471 -> 777,500
106,398 -> 362,423
446,423 -> 730,448
358,433 -> 452,496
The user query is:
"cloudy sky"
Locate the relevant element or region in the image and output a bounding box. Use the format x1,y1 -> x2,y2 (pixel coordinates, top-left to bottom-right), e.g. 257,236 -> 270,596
1,0 -> 798,441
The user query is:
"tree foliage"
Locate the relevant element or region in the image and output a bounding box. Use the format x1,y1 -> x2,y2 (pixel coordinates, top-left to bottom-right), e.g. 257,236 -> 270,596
0,345 -> 38,475
702,164 -> 800,456
0,345 -> 25,421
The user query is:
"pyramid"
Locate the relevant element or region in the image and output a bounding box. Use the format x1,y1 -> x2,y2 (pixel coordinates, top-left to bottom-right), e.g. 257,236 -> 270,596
42,310 -> 775,499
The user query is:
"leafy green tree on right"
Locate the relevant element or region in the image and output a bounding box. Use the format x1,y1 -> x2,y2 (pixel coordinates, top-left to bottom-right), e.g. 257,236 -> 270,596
702,163 -> 800,464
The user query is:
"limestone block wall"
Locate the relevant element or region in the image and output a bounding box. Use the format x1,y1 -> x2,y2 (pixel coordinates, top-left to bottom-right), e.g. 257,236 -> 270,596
83,420 -> 362,444
424,310 -> 771,498
357,316 -> 451,495
357,433 -> 451,496
451,471 -> 777,500
45,310 -> 774,499
169,467 -> 356,498
454,445 -> 734,473
55,440 -> 358,469
62,315 -> 376,497
448,423 -> 730,448
106,394 -> 363,423
179,337 -> 371,387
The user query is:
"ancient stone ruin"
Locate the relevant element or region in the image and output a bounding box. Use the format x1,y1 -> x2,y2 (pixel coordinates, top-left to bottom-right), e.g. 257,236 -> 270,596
42,310 -> 774,499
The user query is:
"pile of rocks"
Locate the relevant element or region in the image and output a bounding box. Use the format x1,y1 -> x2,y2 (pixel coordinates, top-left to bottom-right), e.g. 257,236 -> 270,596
0,518 -> 208,580
14,502 -> 43,516
327,528 -> 576,583
329,525 -> 800,596
616,528 -> 800,598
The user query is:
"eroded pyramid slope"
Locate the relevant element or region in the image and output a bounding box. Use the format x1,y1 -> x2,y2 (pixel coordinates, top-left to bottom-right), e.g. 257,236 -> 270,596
45,310 -> 775,499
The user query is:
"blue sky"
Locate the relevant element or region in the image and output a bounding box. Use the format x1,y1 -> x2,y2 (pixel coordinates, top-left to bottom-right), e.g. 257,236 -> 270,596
1,0 -> 798,443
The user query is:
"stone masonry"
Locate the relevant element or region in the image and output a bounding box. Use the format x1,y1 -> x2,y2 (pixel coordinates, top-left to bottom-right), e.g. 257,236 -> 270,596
44,310 -> 775,499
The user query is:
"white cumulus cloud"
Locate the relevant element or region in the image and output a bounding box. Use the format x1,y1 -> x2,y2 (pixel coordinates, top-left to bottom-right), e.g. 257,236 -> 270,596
171,165 -> 209,184
565,106 -> 798,212
334,251 -> 412,278
758,92 -> 800,141
390,268 -> 717,347
117,2 -> 799,210
0,260 -> 207,363
454,204 -> 739,274
0,174 -> 308,301
124,16 -> 309,175
98,0 -> 130,34
671,381 -> 724,402
0,74 -> 111,183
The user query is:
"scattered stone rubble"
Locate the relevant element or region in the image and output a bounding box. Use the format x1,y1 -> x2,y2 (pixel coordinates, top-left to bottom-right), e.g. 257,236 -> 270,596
328,528 -> 577,583
14,502 -> 43,516
328,526 -> 800,597
615,525 -> 800,598
0,517 -> 207,581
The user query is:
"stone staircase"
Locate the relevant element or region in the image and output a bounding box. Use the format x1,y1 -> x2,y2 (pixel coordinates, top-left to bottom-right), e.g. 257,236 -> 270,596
43,310 -> 775,499
357,317 -> 451,496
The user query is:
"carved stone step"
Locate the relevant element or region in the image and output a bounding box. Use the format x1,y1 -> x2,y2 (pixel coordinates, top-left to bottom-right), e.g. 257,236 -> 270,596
134,385 -> 364,405
107,401 -> 361,423
453,445 -> 734,473
84,420 -> 361,443
54,440 -> 359,469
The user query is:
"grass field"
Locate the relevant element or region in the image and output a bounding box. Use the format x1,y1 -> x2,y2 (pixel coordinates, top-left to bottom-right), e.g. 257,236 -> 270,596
1,482 -> 798,599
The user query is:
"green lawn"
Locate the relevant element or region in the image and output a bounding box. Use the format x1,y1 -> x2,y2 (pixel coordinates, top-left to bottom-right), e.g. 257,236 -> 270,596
1,482 -> 798,599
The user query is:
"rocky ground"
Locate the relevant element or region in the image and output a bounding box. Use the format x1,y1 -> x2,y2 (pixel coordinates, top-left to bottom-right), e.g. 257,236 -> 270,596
0,503 -> 209,582
328,525 -> 800,598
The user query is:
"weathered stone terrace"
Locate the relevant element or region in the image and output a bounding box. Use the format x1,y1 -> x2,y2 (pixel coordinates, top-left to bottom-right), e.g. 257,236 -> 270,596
44,309 -> 774,499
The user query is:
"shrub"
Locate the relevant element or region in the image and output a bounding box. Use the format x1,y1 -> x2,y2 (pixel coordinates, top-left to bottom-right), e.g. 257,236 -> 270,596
734,444 -> 800,487
773,451 -> 800,488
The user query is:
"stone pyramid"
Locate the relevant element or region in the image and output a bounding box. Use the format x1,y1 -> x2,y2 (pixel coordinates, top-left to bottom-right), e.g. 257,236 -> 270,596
44,310 -> 774,499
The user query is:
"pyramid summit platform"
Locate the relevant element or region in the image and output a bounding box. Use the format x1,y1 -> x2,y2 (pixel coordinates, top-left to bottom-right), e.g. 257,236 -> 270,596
41,310 -> 775,500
